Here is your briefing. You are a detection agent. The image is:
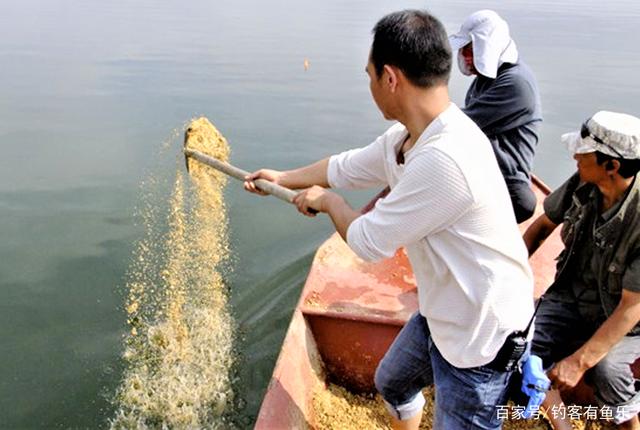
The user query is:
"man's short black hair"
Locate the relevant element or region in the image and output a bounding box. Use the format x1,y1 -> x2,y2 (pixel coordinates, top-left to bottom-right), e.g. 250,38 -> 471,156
595,151 -> 640,179
371,10 -> 452,88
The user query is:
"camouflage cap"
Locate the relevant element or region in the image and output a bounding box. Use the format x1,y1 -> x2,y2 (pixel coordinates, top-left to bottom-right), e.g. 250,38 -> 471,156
562,111 -> 640,159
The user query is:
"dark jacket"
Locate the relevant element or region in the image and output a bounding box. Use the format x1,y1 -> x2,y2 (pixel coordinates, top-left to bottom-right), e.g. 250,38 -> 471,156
545,173 -> 640,335
463,61 -> 542,186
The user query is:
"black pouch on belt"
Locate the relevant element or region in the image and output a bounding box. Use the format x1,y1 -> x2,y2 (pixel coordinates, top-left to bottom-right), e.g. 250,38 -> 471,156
487,330 -> 528,372
487,296 -> 545,372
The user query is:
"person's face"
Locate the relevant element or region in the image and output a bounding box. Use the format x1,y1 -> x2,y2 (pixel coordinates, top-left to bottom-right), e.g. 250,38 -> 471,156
574,152 -> 607,183
460,43 -> 477,75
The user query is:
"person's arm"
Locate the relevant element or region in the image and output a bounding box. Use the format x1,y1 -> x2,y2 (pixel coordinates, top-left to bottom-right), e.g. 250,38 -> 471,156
293,148 -> 471,260
244,158 -> 330,195
523,214 -> 558,256
244,130 -> 390,195
523,173 -> 583,255
292,186 -> 359,240
348,148 -> 472,261
549,289 -> 640,390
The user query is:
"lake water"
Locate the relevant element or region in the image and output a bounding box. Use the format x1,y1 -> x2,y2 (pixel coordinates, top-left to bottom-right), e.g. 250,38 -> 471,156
1,0 -> 639,428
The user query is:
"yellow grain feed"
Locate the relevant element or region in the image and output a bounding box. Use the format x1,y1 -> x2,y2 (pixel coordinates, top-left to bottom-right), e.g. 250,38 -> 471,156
110,118 -> 235,429
313,383 -> 617,430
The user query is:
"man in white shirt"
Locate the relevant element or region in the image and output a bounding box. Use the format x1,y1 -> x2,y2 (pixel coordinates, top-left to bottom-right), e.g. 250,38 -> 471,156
245,10 -> 534,430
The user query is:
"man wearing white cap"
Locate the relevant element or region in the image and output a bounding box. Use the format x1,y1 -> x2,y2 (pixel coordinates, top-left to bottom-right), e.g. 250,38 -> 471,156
524,111 -> 640,429
450,10 -> 542,223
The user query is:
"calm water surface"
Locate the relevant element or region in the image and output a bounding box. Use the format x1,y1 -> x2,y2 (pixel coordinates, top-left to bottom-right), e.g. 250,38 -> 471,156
1,0 -> 639,428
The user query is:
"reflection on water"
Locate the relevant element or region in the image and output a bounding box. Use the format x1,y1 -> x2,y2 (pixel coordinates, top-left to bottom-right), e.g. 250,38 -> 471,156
1,0 -> 639,427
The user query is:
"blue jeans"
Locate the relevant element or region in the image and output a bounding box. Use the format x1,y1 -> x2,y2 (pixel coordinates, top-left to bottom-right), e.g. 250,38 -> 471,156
531,294 -> 640,424
374,312 -> 514,429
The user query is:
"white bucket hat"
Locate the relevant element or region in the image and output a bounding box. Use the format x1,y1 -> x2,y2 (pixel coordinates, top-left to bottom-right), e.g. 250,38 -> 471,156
562,111 -> 640,159
448,10 -> 518,79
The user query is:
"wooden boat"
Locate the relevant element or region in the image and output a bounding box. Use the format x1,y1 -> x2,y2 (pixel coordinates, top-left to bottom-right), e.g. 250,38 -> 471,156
254,176 -> 637,428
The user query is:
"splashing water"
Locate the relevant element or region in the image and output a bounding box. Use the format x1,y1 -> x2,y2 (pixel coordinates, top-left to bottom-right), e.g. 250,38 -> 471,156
110,118 -> 237,429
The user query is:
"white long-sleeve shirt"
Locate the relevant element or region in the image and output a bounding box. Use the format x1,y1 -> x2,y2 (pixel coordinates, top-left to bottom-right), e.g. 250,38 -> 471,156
327,103 -> 534,368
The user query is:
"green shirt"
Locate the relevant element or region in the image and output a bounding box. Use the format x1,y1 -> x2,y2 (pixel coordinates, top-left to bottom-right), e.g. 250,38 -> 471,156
544,174 -> 640,329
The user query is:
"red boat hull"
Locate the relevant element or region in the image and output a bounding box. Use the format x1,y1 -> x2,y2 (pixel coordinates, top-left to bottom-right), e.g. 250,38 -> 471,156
255,176 -> 637,428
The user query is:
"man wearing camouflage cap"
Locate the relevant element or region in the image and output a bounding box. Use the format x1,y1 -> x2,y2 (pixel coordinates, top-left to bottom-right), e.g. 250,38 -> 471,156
524,111 -> 640,429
